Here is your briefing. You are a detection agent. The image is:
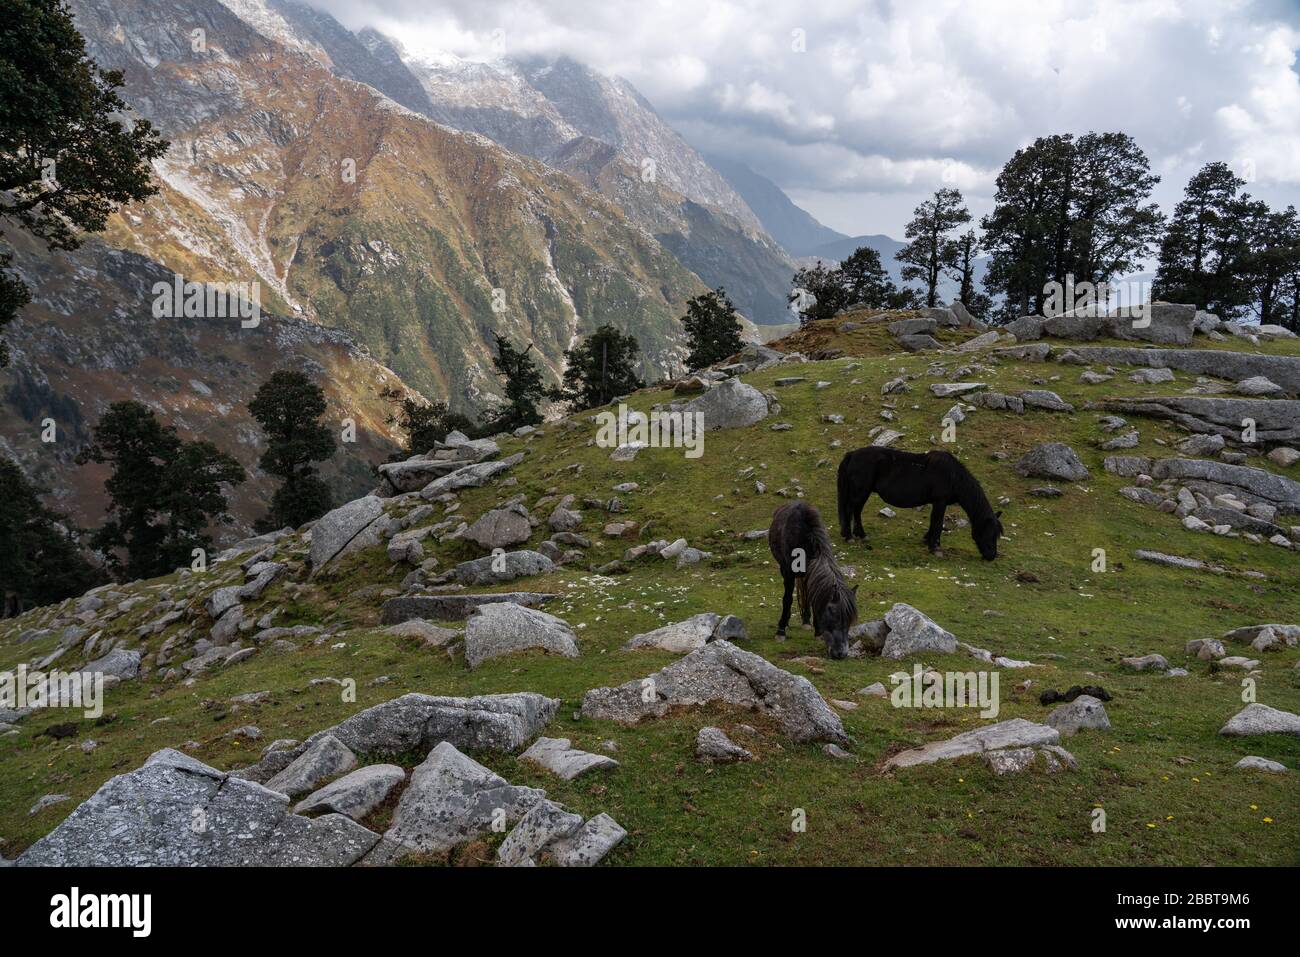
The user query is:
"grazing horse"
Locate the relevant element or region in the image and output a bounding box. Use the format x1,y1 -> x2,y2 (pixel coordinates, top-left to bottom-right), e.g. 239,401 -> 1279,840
836,447 -> 1004,560
768,501 -> 858,659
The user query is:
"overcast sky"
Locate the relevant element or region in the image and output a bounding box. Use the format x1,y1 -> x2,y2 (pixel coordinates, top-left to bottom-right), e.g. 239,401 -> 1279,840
305,0 -> 1300,238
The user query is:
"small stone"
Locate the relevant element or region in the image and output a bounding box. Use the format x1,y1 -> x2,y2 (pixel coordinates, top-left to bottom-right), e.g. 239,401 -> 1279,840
696,726 -> 754,763
1234,756 -> 1287,773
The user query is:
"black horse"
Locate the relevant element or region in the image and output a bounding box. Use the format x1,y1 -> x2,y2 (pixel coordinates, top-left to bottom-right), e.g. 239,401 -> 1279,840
768,501 -> 858,658
836,447 -> 1004,560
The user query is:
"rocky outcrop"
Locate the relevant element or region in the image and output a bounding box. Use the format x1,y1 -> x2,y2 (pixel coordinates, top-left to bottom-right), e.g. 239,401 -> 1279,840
580,640 -> 848,745
1064,347 -> 1300,395
18,749 -> 381,866
1096,396 -> 1300,445
385,742 -> 546,855
265,734 -> 358,799
1151,458 -> 1300,514
294,765 -> 406,820
418,458 -> 519,499
309,496 -> 385,569
463,507 -> 532,550
245,693 -> 559,779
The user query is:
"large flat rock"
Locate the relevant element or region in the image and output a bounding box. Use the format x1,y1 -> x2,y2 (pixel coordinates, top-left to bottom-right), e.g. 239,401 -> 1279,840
1095,396 -> 1300,444
251,692 -> 559,776
385,742 -> 545,855
309,496 -> 384,569
18,749 -> 380,866
884,718 -> 1061,769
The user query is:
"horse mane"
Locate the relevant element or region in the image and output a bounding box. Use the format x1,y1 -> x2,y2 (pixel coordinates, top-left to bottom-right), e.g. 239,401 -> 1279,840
770,501 -> 858,625
801,516 -> 857,627
949,455 -> 996,527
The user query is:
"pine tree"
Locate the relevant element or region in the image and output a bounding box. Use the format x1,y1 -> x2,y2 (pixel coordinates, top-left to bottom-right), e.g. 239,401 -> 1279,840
981,133 -> 1161,319
897,188 -> 971,307
1246,204 -> 1300,328
77,401 -> 245,579
0,0 -> 169,365
483,332 -> 547,432
248,371 -> 336,530
681,287 -> 745,370
1153,162 -> 1257,319
0,457 -> 102,616
947,230 -> 992,320
551,324 -> 644,411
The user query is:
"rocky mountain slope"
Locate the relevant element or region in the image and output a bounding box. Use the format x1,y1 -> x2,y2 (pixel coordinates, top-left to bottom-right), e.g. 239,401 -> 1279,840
226,0 -> 795,325
0,230 -> 411,533
2,0 -> 726,527
2,304 -> 1296,866
707,154 -> 847,257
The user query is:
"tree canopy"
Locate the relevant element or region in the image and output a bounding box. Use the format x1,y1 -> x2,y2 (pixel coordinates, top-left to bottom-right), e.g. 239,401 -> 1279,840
0,0 -> 169,364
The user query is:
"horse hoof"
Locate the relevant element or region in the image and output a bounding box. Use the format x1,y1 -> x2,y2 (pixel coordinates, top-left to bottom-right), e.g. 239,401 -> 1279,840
774,632 -> 786,641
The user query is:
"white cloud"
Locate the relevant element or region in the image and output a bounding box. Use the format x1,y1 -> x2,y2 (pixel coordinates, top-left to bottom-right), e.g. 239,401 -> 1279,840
304,0 -> 1300,235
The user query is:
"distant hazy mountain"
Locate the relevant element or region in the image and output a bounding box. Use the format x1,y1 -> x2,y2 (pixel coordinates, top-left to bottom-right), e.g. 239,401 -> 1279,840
706,156 -> 846,257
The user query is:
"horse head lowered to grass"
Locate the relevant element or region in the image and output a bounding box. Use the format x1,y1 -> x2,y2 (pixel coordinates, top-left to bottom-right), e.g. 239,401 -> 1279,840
768,501 -> 858,659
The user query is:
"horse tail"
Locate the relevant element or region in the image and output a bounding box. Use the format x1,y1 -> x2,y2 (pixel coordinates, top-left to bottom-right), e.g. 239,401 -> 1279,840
795,575 -> 809,621
836,455 -> 853,537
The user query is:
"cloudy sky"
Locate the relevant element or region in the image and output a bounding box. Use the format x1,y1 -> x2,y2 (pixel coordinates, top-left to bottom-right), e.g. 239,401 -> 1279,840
305,0 -> 1300,238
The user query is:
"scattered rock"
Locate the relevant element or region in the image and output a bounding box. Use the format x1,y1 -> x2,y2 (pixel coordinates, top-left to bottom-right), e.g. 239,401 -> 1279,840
1015,443 -> 1090,482
520,737 -> 619,780
1044,695 -> 1110,735
464,602 -> 580,669
581,640 -> 848,745
1219,703 -> 1300,737
695,726 -> 754,762
294,765 -> 406,820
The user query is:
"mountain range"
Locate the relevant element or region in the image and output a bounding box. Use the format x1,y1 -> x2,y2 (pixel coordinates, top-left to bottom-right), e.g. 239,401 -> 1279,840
1,0 -> 921,537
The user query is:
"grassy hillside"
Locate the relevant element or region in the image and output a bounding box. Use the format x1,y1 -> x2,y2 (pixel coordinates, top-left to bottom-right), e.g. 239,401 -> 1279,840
2,313 -> 1297,865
